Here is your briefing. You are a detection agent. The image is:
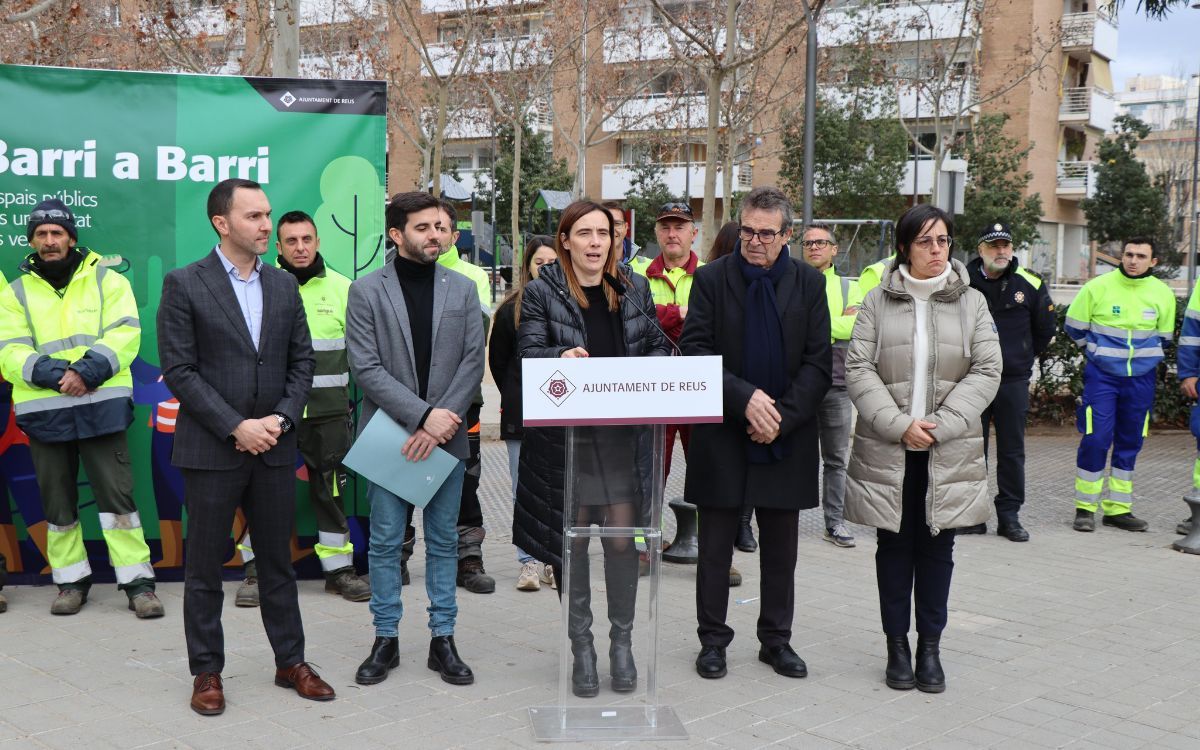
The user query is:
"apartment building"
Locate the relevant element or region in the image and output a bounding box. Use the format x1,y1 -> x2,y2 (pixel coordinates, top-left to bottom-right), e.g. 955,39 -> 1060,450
818,0 -> 1118,282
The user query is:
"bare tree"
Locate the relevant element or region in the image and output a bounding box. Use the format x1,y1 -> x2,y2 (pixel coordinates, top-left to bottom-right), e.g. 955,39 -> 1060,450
649,0 -> 825,240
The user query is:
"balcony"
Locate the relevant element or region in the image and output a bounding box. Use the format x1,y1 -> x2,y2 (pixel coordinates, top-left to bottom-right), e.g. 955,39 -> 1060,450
426,102 -> 552,141
1056,161 -> 1097,200
820,79 -> 976,120
421,0 -> 538,11
820,0 -> 972,47
1059,86 -> 1115,133
897,157 -> 967,198
300,0 -> 378,25
601,162 -> 752,201
1061,11 -> 1119,62
602,25 -> 728,64
425,33 -> 550,76
297,52 -> 375,79
602,94 -> 709,133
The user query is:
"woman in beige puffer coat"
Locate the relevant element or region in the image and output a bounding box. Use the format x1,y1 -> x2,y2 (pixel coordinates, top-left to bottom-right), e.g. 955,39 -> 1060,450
845,205 -> 1001,695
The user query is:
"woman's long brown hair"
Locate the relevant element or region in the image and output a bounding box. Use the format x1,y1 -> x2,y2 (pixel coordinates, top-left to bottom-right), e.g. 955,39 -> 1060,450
505,234 -> 555,328
555,200 -> 620,312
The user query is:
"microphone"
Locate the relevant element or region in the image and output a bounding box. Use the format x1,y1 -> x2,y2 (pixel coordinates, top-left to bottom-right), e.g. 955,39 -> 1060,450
604,272 -> 682,357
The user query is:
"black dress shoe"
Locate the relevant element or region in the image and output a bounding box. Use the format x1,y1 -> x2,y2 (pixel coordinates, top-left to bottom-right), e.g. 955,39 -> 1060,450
758,643 -> 807,678
355,636 -> 399,685
695,645 -> 727,679
959,523 -> 987,535
997,523 -> 1030,542
915,634 -> 945,693
427,635 -> 474,685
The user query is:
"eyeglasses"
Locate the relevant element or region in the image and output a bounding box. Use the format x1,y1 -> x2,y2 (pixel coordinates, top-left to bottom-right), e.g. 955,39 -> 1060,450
738,226 -> 783,243
912,235 -> 953,250
29,208 -> 71,222
802,239 -> 835,249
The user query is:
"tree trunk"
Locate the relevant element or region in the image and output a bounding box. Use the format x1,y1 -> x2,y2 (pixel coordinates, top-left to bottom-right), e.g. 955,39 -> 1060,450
722,113 -> 736,225
702,69 -> 724,244
431,83 -> 448,197
511,121 -> 523,259
574,0 -> 589,198
271,0 -> 299,77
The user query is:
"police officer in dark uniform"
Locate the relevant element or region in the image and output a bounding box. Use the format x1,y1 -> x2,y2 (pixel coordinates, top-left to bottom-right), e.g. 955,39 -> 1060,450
963,222 -> 1056,541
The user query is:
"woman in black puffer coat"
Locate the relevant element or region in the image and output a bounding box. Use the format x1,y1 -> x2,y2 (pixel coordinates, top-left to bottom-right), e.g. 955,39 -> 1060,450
514,200 -> 670,699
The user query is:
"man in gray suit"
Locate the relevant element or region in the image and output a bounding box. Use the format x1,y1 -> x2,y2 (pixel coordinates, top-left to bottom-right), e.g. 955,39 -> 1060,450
158,178 -> 334,715
347,191 -> 485,686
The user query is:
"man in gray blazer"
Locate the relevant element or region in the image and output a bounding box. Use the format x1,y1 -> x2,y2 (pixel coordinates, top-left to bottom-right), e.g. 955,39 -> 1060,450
347,191 -> 485,686
158,178 -> 334,715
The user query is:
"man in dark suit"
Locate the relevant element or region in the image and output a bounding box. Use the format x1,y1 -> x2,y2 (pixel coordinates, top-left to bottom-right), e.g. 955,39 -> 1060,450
158,178 -> 333,715
680,186 -> 832,681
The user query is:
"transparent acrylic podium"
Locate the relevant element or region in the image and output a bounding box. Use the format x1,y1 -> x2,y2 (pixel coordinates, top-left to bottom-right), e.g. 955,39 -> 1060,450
527,422 -> 687,742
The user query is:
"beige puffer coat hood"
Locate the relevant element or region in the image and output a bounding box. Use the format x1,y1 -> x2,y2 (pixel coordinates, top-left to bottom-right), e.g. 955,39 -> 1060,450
844,258 -> 1001,534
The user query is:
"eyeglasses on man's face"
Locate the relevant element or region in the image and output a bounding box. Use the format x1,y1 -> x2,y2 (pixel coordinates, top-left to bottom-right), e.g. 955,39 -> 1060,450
801,239 -> 835,249
738,226 -> 783,244
912,235 -> 953,250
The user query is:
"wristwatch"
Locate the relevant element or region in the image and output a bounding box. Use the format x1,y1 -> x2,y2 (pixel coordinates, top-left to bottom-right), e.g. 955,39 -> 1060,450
273,412 -> 293,434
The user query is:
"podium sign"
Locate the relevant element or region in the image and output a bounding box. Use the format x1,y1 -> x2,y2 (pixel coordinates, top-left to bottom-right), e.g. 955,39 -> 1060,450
522,355 -> 722,426
522,355 -> 721,742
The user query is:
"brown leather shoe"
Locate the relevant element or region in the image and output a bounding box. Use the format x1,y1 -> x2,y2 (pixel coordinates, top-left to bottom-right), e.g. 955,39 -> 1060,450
274,662 -> 336,701
190,672 -> 224,716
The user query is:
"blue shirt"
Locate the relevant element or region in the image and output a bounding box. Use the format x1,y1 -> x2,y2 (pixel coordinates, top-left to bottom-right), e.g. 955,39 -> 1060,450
216,246 -> 264,351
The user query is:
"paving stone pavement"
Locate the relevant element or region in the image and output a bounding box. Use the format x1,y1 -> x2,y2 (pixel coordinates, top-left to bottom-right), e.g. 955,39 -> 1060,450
3,429 -> 1200,749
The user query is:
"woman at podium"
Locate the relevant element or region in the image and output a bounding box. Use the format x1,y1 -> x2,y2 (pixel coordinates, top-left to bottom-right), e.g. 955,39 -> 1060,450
513,200 -> 670,698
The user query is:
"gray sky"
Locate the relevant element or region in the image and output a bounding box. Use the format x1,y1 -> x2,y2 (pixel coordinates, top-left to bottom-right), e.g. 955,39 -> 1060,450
1110,5 -> 1200,90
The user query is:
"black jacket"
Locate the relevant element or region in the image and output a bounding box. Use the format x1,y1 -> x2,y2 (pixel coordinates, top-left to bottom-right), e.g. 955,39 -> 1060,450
679,253 -> 832,510
966,256 -> 1055,382
488,296 -> 523,439
511,261 -> 670,574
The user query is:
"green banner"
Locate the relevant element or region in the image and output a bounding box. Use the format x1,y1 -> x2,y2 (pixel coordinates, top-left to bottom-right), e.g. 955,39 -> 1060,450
0,64 -> 387,583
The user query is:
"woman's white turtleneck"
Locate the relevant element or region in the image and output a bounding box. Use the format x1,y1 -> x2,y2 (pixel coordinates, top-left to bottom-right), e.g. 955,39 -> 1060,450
898,262 -> 953,429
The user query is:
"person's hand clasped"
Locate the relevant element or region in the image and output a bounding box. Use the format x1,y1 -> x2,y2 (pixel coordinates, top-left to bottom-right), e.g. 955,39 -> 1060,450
1182,376 -> 1198,400
561,347 -> 589,358
745,389 -> 781,437
423,408 -> 461,443
901,419 -> 938,450
58,369 -> 88,397
747,423 -> 780,444
402,428 -> 440,462
233,418 -> 278,455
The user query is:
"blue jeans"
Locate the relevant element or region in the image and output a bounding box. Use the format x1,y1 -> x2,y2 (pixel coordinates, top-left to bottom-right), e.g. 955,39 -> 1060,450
368,462 -> 465,638
504,439 -> 536,564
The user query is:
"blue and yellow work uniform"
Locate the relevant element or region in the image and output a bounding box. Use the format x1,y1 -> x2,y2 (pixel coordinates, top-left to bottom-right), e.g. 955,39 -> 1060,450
1176,283 -> 1200,493
857,254 -> 896,296
0,249 -> 153,595
1065,269 -> 1176,517
240,258 -> 355,575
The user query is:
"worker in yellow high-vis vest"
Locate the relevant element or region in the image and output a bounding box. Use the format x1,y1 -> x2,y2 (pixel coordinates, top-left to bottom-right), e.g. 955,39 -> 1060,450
0,200 -> 159,618
234,211 -> 370,605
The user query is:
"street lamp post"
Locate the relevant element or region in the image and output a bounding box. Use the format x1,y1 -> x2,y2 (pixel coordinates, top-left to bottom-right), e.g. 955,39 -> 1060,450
802,0 -> 817,225
1189,71 -> 1200,294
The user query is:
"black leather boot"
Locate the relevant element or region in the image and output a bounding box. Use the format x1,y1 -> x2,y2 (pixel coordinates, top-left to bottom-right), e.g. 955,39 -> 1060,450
735,505 -> 757,553
427,635 -> 474,685
605,547 -> 639,693
355,636 -> 399,685
915,634 -> 945,693
567,547 -> 598,697
884,635 -> 915,690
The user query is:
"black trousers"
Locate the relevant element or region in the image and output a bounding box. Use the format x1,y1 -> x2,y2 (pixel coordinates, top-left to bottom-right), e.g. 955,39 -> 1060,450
876,451 -> 956,637
696,506 -> 798,648
183,459 -> 304,675
980,378 -> 1029,523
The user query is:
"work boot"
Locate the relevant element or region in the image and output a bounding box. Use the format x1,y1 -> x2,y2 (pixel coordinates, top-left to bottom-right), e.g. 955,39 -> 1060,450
0,591 -> 7,613
958,523 -> 987,535
1178,519 -> 1193,536
729,565 -> 742,587
735,506 -> 757,552
325,567 -> 371,602
235,561 -> 259,607
914,634 -> 945,693
885,635 -> 915,690
128,591 -> 165,619
1073,509 -> 1095,532
1102,513 -> 1148,532
605,550 -> 639,693
996,521 -> 1030,542
50,588 -> 85,615
456,557 -> 495,594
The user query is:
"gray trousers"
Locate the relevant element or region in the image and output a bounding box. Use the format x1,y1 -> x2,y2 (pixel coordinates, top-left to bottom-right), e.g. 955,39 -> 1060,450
817,386 -> 853,530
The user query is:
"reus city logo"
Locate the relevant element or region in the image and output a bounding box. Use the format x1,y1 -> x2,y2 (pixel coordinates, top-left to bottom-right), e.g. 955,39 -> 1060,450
540,370 -> 576,407
280,91 -> 297,107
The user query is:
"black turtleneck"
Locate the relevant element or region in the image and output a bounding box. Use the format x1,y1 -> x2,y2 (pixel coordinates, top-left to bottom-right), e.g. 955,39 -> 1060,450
394,253 -> 436,399
1119,264 -> 1155,280
31,248 -> 85,291
279,252 -> 326,285
581,284 -> 625,357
